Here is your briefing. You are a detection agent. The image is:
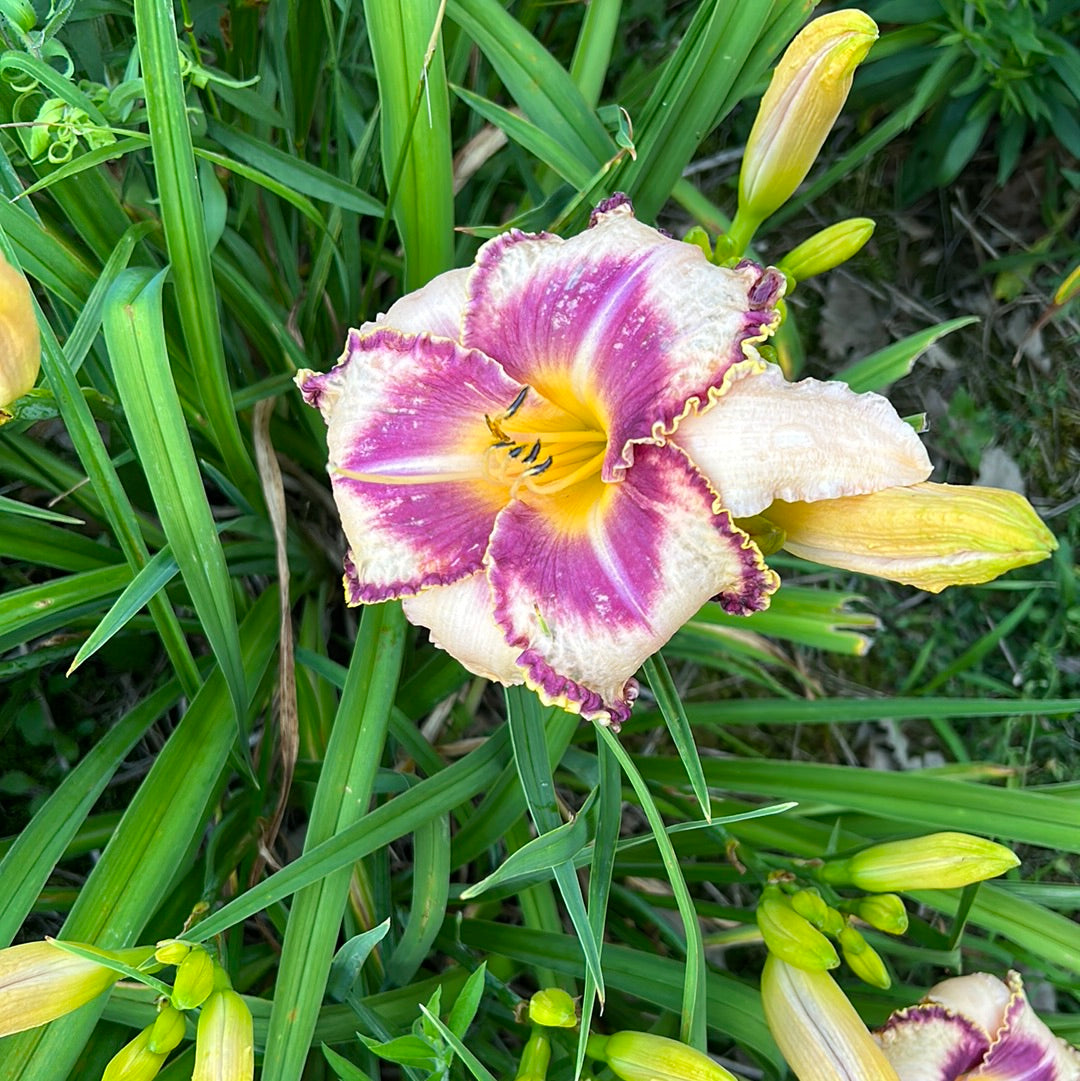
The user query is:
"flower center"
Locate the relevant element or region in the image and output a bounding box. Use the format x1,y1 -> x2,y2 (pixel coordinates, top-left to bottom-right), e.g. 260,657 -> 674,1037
485,386 -> 608,497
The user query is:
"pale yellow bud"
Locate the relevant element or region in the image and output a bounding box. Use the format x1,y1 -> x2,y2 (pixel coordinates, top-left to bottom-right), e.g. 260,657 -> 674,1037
837,927 -> 891,989
762,955 -> 901,1080
779,219 -> 876,285
0,250 -> 40,414
821,832 -> 1020,892
0,940 -> 153,1037
528,987 -> 577,1028
855,894 -> 908,935
154,939 -> 191,966
738,11 -> 878,225
588,1031 -> 740,1081
766,482 -> 1057,593
757,888 -> 840,971
102,1026 -> 168,1081
789,888 -> 830,928
148,1004 -> 187,1055
172,947 -> 215,1010
192,988 -> 254,1081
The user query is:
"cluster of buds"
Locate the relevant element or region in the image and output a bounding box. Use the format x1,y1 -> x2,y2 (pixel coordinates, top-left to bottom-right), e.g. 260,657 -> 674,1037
0,936 -> 253,1081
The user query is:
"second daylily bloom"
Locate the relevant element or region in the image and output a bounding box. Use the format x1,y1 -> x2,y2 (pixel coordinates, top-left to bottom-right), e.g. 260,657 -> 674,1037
876,970 -> 1080,1080
298,196 -> 1051,725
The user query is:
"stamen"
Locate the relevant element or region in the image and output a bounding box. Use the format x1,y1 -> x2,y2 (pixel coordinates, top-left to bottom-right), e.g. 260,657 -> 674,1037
508,444 -> 525,459
526,448 -> 607,495
505,385 -> 529,417
527,455 -> 553,476
521,440 -> 542,465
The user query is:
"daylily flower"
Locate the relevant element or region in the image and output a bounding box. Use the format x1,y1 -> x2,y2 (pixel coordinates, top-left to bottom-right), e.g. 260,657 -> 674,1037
298,195 -> 952,725
875,970 -> 1080,1080
0,248 -> 40,417
761,955 -> 901,1081
0,939 -> 153,1037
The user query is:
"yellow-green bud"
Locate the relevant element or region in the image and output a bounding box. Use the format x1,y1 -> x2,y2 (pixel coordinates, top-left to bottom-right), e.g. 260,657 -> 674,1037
0,250 -> 40,417
778,218 -> 875,285
172,947 -> 215,1010
682,226 -> 713,260
0,940 -> 154,1038
765,483 -> 1056,593
102,1026 -> 168,1081
588,1032 -> 739,1081
789,888 -> 829,928
1054,261 -> 1080,307
757,887 -> 840,971
821,907 -> 846,938
821,832 -> 1020,891
528,988 -> 577,1028
192,989 -> 254,1081
761,956 -> 901,1080
148,1005 -> 187,1055
154,940 -> 191,966
856,894 -> 908,935
838,926 -> 891,989
515,1030 -> 551,1081
731,9 -> 878,250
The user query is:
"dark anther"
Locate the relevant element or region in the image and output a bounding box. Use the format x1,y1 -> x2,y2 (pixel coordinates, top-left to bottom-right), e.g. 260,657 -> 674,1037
508,444 -> 525,459
522,440 -> 542,465
528,455 -> 553,476
505,386 -> 529,417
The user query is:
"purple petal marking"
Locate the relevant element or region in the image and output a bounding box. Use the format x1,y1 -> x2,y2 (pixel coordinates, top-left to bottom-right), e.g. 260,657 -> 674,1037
487,443 -> 776,726
462,201 -> 783,486
589,192 -> 634,226
974,974 -> 1080,1081
876,1003 -> 989,1081
307,328 -> 522,603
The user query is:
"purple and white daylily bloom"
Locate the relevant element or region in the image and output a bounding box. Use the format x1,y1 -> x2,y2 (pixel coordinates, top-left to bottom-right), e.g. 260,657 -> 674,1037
297,195 -> 932,725
876,970 -> 1080,1080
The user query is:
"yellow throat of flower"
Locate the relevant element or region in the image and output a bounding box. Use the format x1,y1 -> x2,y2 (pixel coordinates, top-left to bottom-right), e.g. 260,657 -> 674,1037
485,386 -> 608,499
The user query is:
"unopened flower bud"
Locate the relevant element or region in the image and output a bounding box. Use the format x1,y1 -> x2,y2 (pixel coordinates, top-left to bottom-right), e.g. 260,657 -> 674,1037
779,218 -> 875,285
838,926 -> 891,989
0,940 -> 153,1038
757,887 -> 840,971
821,832 -> 1020,891
148,1005 -> 187,1055
515,1030 -> 551,1081
154,939 -> 191,966
766,482 -> 1057,593
528,987 -> 577,1028
172,947 -> 215,1010
733,10 -> 878,246
1054,261 -> 1080,307
856,894 -> 908,935
762,956 -> 901,1080
192,988 -> 254,1081
789,888 -> 829,928
587,1031 -> 739,1081
0,250 -> 40,415
103,1026 -> 168,1081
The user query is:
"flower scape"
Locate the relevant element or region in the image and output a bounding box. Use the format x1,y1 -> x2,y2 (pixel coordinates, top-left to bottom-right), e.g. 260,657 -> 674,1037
297,196 -> 1054,727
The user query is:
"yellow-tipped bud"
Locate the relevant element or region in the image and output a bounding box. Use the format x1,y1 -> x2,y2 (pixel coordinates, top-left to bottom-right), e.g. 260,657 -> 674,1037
154,939 -> 191,966
855,894 -> 908,935
0,940 -> 154,1038
102,1026 -> 168,1081
587,1032 -> 740,1081
765,482 -> 1057,593
779,218 -> 876,285
0,250 -> 40,416
821,832 -> 1020,891
736,11 -> 878,229
789,888 -> 830,928
757,887 -> 840,971
762,955 -> 901,1080
148,1005 -> 187,1055
192,988 -> 254,1081
172,947 -> 215,1010
1054,261 -> 1080,307
528,987 -> 577,1028
838,926 -> 891,989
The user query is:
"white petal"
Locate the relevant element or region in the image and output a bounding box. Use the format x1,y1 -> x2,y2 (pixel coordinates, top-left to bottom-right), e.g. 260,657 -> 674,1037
673,365 -> 932,518
402,572 -> 524,687
378,267 -> 470,339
